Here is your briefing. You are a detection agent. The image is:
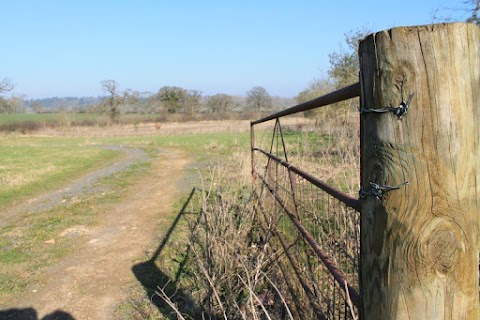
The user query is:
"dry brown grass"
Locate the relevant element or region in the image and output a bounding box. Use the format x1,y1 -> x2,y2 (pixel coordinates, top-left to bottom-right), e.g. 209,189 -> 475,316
39,120 -> 252,137
0,165 -> 57,187
253,105 -> 359,195
249,104 -> 361,318
302,105 -> 360,195
145,150 -> 294,319
155,105 -> 361,317
2,117 -> 313,138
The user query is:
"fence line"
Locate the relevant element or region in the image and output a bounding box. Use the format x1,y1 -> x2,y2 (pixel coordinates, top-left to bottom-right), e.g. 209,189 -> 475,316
251,23 -> 480,319
253,147 -> 361,211
257,172 -> 361,307
251,83 -> 361,318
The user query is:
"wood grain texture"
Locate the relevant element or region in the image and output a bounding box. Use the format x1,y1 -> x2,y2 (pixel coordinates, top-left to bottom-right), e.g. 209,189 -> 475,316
359,23 -> 480,319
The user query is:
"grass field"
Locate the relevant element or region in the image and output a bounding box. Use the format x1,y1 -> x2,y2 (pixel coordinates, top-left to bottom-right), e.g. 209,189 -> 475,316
0,127 -> 250,293
0,113 -> 96,124
0,113 -> 160,124
0,141 -> 123,210
0,114 -> 359,318
0,131 -> 250,210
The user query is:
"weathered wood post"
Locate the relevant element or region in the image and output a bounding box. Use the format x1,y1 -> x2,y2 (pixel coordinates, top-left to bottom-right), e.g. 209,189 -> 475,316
359,23 -> 480,319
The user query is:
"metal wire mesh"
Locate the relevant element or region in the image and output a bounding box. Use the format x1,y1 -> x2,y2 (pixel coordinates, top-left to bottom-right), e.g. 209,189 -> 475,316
252,115 -> 361,319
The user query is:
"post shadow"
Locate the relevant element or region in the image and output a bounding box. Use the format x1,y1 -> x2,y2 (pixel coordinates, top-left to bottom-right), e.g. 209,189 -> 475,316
132,187 -> 207,319
1,187 -> 200,320
0,308 -> 75,320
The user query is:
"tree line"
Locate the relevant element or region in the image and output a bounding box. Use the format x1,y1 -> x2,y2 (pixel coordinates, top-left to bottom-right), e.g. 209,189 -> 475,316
0,78 -> 283,120
95,82 -> 279,121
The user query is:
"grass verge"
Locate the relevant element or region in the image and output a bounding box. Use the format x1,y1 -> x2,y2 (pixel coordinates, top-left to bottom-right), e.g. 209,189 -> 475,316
0,138 -> 125,210
0,157 -> 151,304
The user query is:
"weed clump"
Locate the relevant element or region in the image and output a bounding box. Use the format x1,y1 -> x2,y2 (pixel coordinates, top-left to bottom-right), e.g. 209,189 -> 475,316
148,158 -> 292,319
0,121 -> 43,134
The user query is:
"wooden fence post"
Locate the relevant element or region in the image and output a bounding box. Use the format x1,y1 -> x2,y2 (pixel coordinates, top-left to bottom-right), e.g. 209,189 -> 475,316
359,23 -> 480,319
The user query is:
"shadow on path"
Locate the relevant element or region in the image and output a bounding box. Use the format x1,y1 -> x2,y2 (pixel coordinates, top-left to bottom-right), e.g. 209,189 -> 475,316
0,308 -> 74,320
132,188 -> 205,319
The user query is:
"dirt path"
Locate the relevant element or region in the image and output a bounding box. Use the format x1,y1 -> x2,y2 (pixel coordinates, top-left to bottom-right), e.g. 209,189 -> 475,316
5,147 -> 189,319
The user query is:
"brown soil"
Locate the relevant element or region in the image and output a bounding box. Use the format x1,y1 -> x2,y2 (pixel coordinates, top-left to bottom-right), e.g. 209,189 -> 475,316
5,148 -> 189,319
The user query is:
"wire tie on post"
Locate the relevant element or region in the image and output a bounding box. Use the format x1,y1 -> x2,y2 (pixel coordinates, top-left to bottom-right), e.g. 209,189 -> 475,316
361,92 -> 414,119
360,181 -> 409,199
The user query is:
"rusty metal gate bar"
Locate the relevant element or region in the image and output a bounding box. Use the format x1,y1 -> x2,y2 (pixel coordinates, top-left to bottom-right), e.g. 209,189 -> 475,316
251,82 -> 360,125
253,147 -> 361,212
258,172 -> 361,307
251,82 -> 361,318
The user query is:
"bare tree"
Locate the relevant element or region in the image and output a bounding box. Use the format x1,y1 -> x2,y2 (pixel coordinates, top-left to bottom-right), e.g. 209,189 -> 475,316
207,94 -> 234,113
144,92 -> 162,114
31,101 -> 44,113
123,89 -> 139,104
122,89 -> 140,113
0,97 -> 8,113
328,29 -> 370,87
296,79 -> 334,118
101,80 -> 121,121
186,90 -> 202,115
296,79 -> 334,104
433,1 -> 480,24
0,78 -> 13,94
246,86 -> 272,112
0,94 -> 25,114
8,94 -> 25,113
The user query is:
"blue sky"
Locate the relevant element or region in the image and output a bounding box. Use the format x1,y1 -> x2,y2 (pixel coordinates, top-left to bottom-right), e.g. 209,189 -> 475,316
0,0 -> 465,99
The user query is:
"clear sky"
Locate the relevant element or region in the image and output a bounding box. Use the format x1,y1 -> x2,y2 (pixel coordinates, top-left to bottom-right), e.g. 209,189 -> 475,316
0,0 -> 464,99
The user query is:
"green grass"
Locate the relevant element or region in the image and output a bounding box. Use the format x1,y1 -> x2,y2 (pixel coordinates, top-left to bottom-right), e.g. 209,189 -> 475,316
0,154 -> 151,302
0,112 -> 161,124
0,131 -> 249,212
0,113 -> 97,124
264,131 -> 334,156
0,131 -> 249,307
0,246 -> 30,264
0,139 -> 124,210
0,112 -> 158,124
0,274 -> 28,294
97,131 -> 250,154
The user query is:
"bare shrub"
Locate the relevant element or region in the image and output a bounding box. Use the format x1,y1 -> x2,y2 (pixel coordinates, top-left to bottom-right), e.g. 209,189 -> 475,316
287,103 -> 360,196
71,119 -> 96,127
186,170 -> 276,318
249,102 -> 361,318
147,105 -> 360,318
153,152 -> 293,319
0,121 -> 43,134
